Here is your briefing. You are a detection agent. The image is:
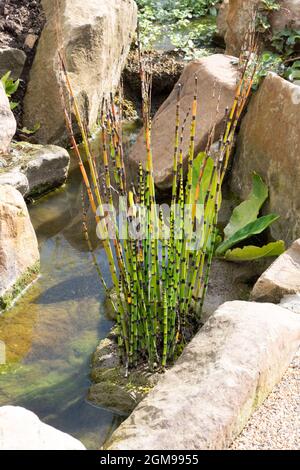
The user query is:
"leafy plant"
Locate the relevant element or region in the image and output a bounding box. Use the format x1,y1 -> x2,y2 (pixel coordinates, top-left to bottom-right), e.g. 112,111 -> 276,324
272,28 -> 300,56
1,71 -> 20,110
136,0 -> 220,56
215,174 -> 285,261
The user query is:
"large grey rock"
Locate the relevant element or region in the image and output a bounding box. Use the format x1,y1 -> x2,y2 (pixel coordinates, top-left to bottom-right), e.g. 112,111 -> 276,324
0,406 -> 85,450
230,73 -> 300,245
0,82 -> 16,155
0,47 -> 27,79
105,301 -> 300,450
0,185 -> 39,311
23,0 -> 137,145
129,54 -> 239,189
0,142 -> 70,198
251,239 -> 300,303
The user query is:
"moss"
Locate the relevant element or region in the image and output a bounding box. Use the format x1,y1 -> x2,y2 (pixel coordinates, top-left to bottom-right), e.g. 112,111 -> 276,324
0,261 -> 40,312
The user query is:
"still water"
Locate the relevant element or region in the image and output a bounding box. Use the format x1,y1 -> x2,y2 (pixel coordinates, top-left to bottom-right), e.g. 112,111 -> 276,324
0,168 -> 123,450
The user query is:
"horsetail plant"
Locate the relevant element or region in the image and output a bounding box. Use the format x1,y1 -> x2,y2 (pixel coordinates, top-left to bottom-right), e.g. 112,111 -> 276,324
57,30 -> 259,372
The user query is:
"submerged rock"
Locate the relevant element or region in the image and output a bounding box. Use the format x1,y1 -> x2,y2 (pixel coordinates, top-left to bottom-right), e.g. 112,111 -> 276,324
0,185 -> 39,312
88,330 -> 159,416
251,239 -> 300,303
230,73 -> 300,244
0,142 -> 70,198
129,54 -> 239,190
23,0 -> 137,145
105,301 -> 300,450
0,406 -> 85,450
0,82 -> 16,155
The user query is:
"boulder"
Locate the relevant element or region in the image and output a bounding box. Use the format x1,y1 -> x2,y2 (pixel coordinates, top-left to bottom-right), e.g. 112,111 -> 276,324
230,73 -> 300,245
0,142 -> 70,198
0,82 -> 16,155
23,0 -> 137,145
270,0 -> 300,33
0,185 -> 39,311
217,0 -> 230,39
225,0 -> 300,57
105,301 -> 300,450
0,47 -> 27,80
0,406 -> 85,450
225,0 -> 260,56
251,239 -> 300,303
129,54 -> 239,190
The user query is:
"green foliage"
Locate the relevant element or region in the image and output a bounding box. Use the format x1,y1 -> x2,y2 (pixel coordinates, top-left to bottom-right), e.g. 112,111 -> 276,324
284,60 -> 300,82
224,173 -> 268,239
256,0 -> 280,34
224,241 -> 285,262
216,214 -> 280,256
215,174 -> 285,261
272,28 -> 300,56
1,71 -> 20,110
136,0 -> 219,57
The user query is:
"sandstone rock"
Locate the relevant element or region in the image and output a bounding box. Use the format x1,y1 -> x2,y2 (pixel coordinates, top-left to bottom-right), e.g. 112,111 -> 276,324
251,239 -> 300,303
0,47 -> 27,79
0,185 -> 39,311
270,0 -> 300,33
24,34 -> 39,50
225,0 -> 260,56
23,0 -> 137,145
230,73 -> 300,244
225,0 -> 300,56
0,171 -> 29,196
105,301 -> 300,450
0,142 -> 70,198
280,294 -> 300,314
217,0 -> 230,38
203,257 -> 272,319
0,406 -> 85,450
0,82 -> 16,155
129,54 -> 239,190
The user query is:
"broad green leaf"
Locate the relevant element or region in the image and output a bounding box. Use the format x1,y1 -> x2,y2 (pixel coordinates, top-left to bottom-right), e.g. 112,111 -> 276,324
224,173 -> 268,240
215,214 -> 280,256
224,240 -> 285,262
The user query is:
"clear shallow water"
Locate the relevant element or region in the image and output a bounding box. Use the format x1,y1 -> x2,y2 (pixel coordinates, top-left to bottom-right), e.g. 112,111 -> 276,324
0,168 -> 123,449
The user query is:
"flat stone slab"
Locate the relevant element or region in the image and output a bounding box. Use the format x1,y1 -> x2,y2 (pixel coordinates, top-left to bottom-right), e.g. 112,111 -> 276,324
0,142 -> 70,198
105,301 -> 300,450
0,406 -> 85,450
251,239 -> 300,303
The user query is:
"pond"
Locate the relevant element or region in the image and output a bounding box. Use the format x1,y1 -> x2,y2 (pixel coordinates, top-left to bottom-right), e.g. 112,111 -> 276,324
0,129 -> 141,449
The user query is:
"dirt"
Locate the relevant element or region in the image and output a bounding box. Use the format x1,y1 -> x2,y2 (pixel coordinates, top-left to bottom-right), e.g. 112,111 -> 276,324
123,48 -> 185,118
0,0 -> 45,128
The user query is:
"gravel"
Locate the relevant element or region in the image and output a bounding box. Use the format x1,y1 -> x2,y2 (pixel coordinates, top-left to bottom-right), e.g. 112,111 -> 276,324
231,350 -> 300,450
